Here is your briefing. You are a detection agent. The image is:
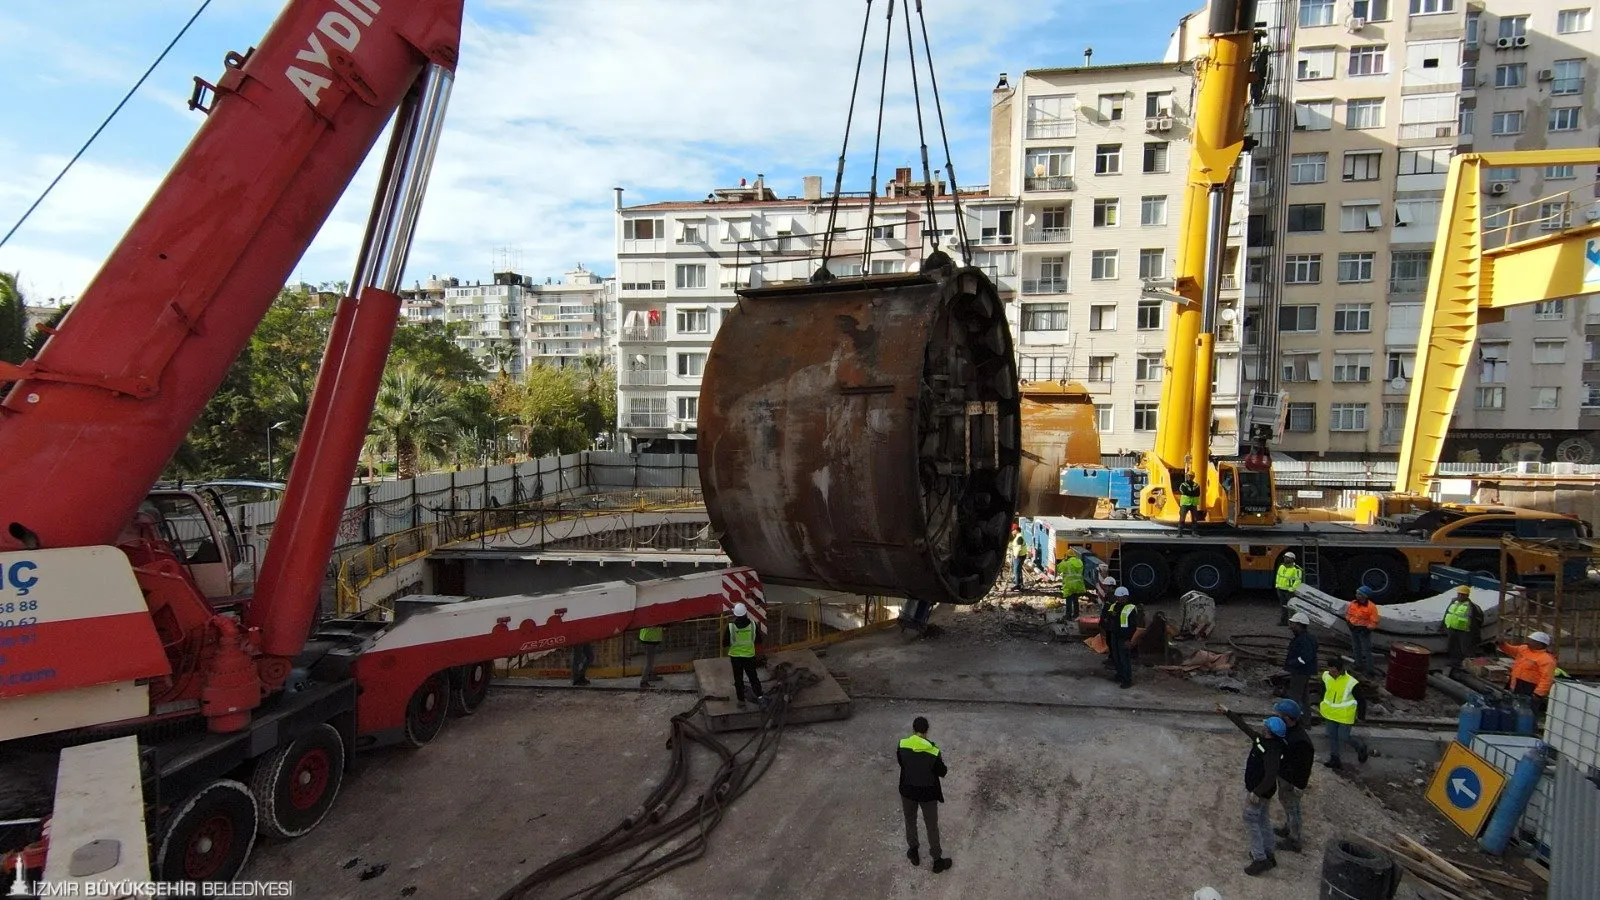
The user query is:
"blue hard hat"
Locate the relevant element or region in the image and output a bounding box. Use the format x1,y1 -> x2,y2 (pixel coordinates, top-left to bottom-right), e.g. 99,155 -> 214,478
1356,585 -> 1374,596
1272,698 -> 1302,719
1264,716 -> 1287,738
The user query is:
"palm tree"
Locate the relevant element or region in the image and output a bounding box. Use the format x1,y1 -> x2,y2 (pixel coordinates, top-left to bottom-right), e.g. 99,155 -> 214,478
485,341 -> 517,380
366,367 -> 466,479
0,272 -> 27,364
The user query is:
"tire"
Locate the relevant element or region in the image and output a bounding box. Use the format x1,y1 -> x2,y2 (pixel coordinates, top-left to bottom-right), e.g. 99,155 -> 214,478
1452,551 -> 1514,583
402,671 -> 451,748
249,723 -> 345,839
1119,549 -> 1171,601
1319,837 -> 1400,900
154,779 -> 258,885
1345,554 -> 1408,603
450,661 -> 492,716
1177,550 -> 1239,600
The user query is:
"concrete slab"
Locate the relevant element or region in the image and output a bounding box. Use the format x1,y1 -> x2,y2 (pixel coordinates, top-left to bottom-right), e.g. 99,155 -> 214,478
693,649 -> 852,731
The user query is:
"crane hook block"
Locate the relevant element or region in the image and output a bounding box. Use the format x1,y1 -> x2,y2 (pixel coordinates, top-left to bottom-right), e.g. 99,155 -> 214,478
699,261 -> 1021,606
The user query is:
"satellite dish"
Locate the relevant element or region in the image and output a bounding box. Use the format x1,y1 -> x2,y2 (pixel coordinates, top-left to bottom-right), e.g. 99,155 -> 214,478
1033,163 -> 1047,177
1219,307 -> 1237,323
1390,376 -> 1407,392
1025,212 -> 1037,226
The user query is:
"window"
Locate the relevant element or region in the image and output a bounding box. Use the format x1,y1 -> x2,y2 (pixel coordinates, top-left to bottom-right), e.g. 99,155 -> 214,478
1330,403 -> 1369,431
1494,64 -> 1526,88
1552,59 -> 1584,96
1346,98 -> 1385,129
1466,11 -> 1480,47
1098,93 -> 1125,121
1387,351 -> 1415,381
1287,203 -> 1326,233
1137,299 -> 1163,329
1475,387 -> 1506,409
870,224 -> 897,240
675,264 -> 706,290
1093,198 -> 1120,227
1533,300 -> 1567,320
1587,383 -> 1600,407
1139,249 -> 1166,280
1409,0 -> 1454,13
1026,95 -> 1076,139
1334,303 -> 1373,334
1341,202 -> 1384,232
1532,339 -> 1566,364
1095,144 -> 1122,175
678,223 -> 702,244
1140,195 -> 1168,226
1284,255 -> 1323,284
1246,258 -> 1265,284
1091,250 -> 1119,280
676,309 -> 710,333
1301,0 -> 1335,26
1338,253 -> 1375,283
1089,304 -> 1117,331
1479,342 -> 1508,383
1290,152 -> 1328,184
1558,8 -> 1592,33
869,259 -> 904,274
1486,166 -> 1519,183
1134,403 -> 1160,431
1282,354 -> 1322,381
1343,151 -> 1381,182
1348,45 -> 1387,76
1394,198 -> 1442,230
1547,165 -> 1577,180
1297,46 -> 1335,79
1287,403 -> 1317,432
1145,91 -> 1174,118
677,352 -> 706,377
676,396 -> 699,421
1549,107 -> 1581,132
1398,147 -> 1449,176
1022,303 -> 1071,332
1498,15 -> 1528,39
1539,202 -> 1570,231
1142,142 -> 1170,174
978,207 -> 1015,243
1532,387 -> 1561,409
1088,356 -> 1115,382
1136,353 -> 1164,382
1025,148 -> 1075,190
1352,0 -> 1389,19
625,218 -> 664,241
1293,100 -> 1334,130
1334,352 -> 1373,382
1279,304 -> 1319,332
1491,111 -> 1523,134
1095,404 -> 1114,432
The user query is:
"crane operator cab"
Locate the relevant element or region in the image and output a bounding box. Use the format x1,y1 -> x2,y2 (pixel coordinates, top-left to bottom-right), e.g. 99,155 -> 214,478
125,487 -> 253,604
1216,461 -> 1276,527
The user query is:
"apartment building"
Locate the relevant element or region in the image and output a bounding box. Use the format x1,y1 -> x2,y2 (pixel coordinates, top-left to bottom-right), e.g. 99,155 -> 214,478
399,268 -> 613,377
521,264 -> 613,370
613,173 -> 1018,454
990,63 -> 1248,455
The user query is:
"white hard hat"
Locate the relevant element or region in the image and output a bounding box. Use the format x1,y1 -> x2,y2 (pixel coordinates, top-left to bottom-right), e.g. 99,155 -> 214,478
1102,575 -> 1117,585
732,603 -> 748,617
1528,631 -> 1552,646
1193,889 -> 1223,900
1289,612 -> 1311,626
1283,551 -> 1296,559
1114,586 -> 1130,597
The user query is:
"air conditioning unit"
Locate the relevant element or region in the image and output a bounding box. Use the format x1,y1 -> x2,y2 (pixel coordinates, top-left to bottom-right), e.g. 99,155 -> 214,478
1496,37 -> 1514,49
1348,16 -> 1367,31
1144,116 -> 1164,130
1490,181 -> 1510,195
1156,116 -> 1174,130
1513,35 -> 1529,47
1304,70 -> 1323,79
671,420 -> 689,433
1537,68 -> 1554,82
1435,125 -> 1454,138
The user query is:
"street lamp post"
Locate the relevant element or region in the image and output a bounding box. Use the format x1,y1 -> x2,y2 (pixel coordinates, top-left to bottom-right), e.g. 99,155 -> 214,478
265,421 -> 289,481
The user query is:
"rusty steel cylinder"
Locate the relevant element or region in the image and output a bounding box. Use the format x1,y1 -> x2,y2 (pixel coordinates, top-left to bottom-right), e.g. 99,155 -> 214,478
699,259 -> 1020,605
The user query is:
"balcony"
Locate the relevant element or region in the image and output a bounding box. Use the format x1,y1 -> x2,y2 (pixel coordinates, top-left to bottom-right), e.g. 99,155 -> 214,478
1024,175 -> 1075,192
1025,123 -> 1075,140
1023,226 -> 1071,244
1398,121 -> 1456,141
971,233 -> 1015,247
620,326 -> 666,342
623,412 -> 669,429
1219,274 -> 1239,290
1021,278 -> 1069,295
622,370 -> 669,386
1380,428 -> 1402,447
1388,277 -> 1427,296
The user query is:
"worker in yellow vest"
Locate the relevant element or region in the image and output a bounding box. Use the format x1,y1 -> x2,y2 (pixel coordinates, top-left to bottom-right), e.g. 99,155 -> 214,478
1056,551 -> 1086,604
1177,470 -> 1202,536
1318,659 -> 1368,771
638,624 -> 664,689
726,603 -> 765,708
1274,553 -> 1302,626
1441,585 -> 1484,667
1009,524 -> 1028,592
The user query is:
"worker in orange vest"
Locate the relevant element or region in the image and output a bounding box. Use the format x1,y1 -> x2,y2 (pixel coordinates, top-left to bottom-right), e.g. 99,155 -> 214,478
1499,631 -> 1557,715
1344,586 -> 1380,677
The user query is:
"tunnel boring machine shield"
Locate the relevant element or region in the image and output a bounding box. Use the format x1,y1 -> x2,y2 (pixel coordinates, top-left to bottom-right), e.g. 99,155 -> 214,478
699,261 -> 1021,606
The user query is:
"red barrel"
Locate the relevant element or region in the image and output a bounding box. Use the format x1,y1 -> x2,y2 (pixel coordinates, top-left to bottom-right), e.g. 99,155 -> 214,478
1385,643 -> 1431,700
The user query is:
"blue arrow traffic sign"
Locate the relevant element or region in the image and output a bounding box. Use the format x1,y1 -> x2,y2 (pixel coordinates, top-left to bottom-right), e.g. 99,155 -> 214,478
1445,766 -> 1482,810
1586,239 -> 1600,289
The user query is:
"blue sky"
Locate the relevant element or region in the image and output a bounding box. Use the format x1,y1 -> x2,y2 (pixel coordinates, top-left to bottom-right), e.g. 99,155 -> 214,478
0,0 -> 1200,302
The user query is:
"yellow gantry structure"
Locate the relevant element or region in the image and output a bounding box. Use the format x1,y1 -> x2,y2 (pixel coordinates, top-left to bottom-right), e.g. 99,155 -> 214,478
1395,149 -> 1600,497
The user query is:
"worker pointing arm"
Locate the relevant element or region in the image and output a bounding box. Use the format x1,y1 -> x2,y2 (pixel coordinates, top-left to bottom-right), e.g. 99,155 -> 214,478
1499,631 -> 1557,715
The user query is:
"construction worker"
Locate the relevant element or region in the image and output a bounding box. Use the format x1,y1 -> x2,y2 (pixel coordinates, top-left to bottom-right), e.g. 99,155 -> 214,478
726,603 -> 765,708
637,624 -> 664,689
1274,553 -> 1302,626
1319,658 -> 1369,770
1283,612 -> 1318,710
1442,585 -> 1484,667
569,642 -> 595,687
1108,586 -> 1146,689
1056,550 -> 1086,605
1177,470 -> 1202,535
896,716 -> 952,873
1009,523 -> 1027,592
1270,698 -> 1315,854
1499,631 -> 1557,715
1216,704 -> 1285,876
1345,586 -> 1380,676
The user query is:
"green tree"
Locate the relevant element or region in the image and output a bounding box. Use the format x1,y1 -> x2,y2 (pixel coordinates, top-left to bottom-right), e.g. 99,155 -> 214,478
518,363 -> 590,457
388,320 -> 485,382
24,302 -> 69,358
484,341 -> 518,379
367,366 -> 468,479
573,354 -> 616,445
0,272 -> 27,364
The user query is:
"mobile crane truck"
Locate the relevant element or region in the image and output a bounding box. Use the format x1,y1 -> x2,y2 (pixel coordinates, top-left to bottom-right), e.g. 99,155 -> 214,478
0,0 -> 765,886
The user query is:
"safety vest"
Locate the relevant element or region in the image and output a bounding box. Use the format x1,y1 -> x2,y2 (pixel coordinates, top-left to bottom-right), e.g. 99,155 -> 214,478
1275,564 -> 1302,591
1320,672 -> 1359,725
1118,602 -> 1139,630
1443,599 -> 1473,632
727,622 -> 756,658
1011,533 -> 1027,557
639,626 -> 664,643
898,734 -> 941,756
1059,555 -> 1086,595
1178,481 -> 1200,507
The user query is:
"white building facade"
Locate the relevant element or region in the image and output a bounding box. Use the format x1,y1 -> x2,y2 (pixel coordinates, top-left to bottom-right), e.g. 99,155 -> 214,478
399,267 -> 612,377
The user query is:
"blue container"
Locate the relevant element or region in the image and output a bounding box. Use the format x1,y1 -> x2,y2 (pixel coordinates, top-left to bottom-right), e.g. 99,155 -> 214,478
1480,705 -> 1503,732
1107,468 -> 1139,509
1061,467 -> 1112,498
1456,695 -> 1484,746
1480,742 -> 1547,855
1513,697 -> 1536,735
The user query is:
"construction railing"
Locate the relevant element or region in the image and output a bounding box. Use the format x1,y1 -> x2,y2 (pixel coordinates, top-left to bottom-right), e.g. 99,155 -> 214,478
1497,536 -> 1600,676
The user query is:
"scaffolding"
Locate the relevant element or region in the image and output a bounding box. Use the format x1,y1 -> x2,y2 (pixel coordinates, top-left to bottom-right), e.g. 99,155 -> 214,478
1497,536 -> 1600,676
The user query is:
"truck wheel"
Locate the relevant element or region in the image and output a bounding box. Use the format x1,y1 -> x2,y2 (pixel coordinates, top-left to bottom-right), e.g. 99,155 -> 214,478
1119,549 -> 1171,600
249,724 -> 345,839
1453,551 -> 1511,582
1178,550 -> 1238,600
402,671 -> 450,748
1346,554 -> 1407,603
154,779 -> 258,885
450,661 -> 492,716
